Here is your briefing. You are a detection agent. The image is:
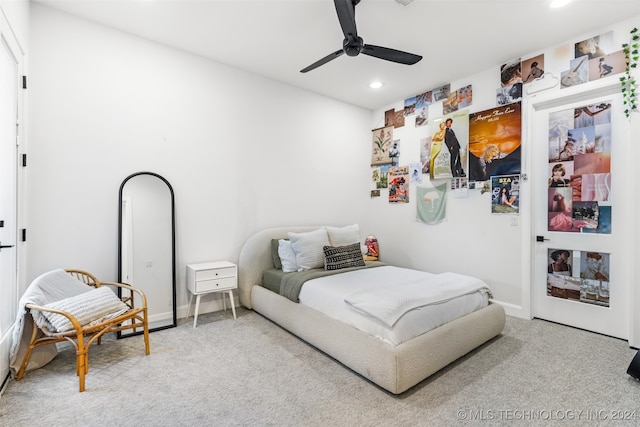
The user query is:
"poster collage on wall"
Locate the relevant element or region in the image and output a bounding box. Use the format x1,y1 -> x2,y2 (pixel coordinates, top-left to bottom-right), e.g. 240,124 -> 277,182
545,98 -> 613,308
543,31 -> 620,307
370,29 -> 623,228
547,101 -> 612,234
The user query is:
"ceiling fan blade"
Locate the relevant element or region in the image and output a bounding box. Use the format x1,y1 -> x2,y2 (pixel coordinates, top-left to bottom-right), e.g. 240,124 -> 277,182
362,44 -> 422,65
300,49 -> 345,73
334,0 -> 358,40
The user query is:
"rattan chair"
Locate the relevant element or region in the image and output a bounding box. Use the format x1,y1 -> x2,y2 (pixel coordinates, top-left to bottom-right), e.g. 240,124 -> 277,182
15,269 -> 150,392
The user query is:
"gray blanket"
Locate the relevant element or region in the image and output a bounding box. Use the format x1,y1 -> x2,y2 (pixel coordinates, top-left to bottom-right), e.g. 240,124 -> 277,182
9,269 -> 92,376
280,261 -> 385,302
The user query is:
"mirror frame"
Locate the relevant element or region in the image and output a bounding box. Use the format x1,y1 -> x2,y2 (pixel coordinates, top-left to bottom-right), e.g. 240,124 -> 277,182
117,171 -> 177,337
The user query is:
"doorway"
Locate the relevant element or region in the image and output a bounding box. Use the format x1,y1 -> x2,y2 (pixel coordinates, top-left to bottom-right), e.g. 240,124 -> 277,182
0,17 -> 23,386
529,80 -> 631,340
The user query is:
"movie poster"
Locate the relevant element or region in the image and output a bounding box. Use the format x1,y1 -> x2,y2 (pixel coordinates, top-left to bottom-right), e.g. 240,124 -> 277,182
428,111 -> 469,181
388,166 -> 409,203
547,101 -> 612,233
468,102 -> 522,182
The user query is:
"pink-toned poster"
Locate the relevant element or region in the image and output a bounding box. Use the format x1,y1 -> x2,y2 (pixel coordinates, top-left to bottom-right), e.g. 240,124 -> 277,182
547,101 -> 612,234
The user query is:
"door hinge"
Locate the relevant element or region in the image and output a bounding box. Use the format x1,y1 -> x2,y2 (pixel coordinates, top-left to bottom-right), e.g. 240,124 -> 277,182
22,75 -> 27,89
21,229 -> 26,242
22,153 -> 27,167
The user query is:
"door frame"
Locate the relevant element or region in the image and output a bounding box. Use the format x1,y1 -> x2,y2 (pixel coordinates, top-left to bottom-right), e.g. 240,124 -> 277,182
0,11 -> 25,390
522,77 -> 638,346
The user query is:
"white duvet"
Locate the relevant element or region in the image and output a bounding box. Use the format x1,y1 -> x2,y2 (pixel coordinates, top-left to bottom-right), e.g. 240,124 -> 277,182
298,266 -> 490,345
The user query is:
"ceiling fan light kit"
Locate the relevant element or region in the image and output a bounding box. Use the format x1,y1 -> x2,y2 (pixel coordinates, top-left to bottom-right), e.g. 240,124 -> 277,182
300,0 -> 422,73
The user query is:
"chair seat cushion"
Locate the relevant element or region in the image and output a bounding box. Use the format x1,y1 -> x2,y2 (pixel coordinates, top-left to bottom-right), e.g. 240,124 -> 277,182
40,287 -> 129,332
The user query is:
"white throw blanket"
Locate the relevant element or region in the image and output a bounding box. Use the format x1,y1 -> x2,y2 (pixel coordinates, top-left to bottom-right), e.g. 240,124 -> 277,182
9,269 -> 93,376
344,272 -> 490,327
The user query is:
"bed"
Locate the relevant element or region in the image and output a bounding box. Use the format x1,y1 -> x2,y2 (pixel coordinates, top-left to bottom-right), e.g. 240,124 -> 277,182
238,226 -> 506,394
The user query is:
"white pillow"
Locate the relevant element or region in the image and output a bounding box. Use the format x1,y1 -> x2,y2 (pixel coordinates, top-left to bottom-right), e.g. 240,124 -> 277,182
326,224 -> 360,247
278,239 -> 298,272
288,227 -> 330,270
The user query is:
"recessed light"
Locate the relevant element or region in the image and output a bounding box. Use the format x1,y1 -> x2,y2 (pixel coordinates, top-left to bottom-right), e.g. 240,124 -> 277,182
550,0 -> 572,8
370,81 -> 383,89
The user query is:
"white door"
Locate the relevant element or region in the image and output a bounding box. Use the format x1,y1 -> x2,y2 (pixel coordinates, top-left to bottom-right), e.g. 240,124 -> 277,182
0,21 -> 21,384
531,80 -> 631,340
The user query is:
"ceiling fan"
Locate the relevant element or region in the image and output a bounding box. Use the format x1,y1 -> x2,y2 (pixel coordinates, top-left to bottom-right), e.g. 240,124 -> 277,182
300,0 -> 423,73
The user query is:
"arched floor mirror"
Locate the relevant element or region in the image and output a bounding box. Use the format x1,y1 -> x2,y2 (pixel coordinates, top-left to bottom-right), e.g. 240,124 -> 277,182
118,172 -> 177,336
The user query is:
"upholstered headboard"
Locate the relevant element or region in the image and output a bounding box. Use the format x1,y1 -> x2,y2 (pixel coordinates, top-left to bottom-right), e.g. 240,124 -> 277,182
238,226 -> 320,309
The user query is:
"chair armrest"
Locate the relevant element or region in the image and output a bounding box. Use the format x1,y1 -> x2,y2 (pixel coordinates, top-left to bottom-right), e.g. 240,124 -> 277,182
25,303 -> 84,331
99,282 -> 148,309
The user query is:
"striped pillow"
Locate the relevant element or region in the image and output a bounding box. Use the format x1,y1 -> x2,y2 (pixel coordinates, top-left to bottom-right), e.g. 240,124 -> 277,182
323,243 -> 366,271
41,287 -> 129,332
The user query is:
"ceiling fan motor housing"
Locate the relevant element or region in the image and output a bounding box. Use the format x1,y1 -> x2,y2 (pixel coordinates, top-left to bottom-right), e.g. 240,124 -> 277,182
343,36 -> 363,56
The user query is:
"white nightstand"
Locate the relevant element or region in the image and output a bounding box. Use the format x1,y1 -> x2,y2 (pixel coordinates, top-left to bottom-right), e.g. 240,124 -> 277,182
186,261 -> 237,328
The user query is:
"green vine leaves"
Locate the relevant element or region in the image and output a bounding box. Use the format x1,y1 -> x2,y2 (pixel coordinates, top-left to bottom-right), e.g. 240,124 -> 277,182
621,27 -> 639,118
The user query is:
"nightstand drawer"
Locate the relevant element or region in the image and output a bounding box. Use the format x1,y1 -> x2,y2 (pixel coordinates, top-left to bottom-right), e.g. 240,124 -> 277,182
194,276 -> 236,293
195,266 -> 236,281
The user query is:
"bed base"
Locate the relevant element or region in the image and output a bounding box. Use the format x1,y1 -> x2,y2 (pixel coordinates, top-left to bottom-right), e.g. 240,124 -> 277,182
238,226 -> 506,394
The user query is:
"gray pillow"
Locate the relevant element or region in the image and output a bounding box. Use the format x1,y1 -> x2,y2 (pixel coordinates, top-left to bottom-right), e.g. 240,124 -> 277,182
270,239 -> 283,270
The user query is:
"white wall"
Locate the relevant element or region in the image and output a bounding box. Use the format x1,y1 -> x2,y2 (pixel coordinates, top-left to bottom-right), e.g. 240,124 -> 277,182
0,0 -> 28,51
371,15 -> 640,320
26,4 -> 640,328
27,4 -> 371,314
370,66 -> 523,311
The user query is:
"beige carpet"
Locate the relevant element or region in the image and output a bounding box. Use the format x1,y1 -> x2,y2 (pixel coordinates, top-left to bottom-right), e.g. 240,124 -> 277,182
1,307 -> 638,426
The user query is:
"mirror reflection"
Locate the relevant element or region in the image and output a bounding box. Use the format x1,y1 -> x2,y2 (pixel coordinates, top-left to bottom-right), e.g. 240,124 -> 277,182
118,172 -> 176,336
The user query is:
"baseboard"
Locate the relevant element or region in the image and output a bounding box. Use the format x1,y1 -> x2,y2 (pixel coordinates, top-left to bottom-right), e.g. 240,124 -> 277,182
489,299 -> 529,319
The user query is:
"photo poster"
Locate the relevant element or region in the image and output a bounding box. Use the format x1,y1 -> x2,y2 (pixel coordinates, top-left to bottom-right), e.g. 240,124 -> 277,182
547,101 -> 612,233
420,136 -> 432,175
376,165 -> 390,189
468,102 -> 522,182
546,248 -> 610,307
388,166 -> 409,204
443,84 -> 473,115
451,177 -> 468,198
384,109 -> 395,127
457,84 -> 473,109
394,110 -> 405,128
490,174 -> 520,214
497,58 -> 522,105
560,55 -> 589,88
409,163 -> 422,184
416,183 -> 447,224
432,83 -> 451,102
415,90 -> 432,127
427,111 -> 469,181
371,126 -> 393,166
522,54 -> 545,84
563,31 -> 619,88
404,96 -> 416,116
390,139 -> 400,166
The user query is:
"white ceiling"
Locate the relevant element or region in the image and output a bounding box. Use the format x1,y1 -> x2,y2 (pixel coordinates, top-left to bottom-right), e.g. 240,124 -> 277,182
34,0 -> 640,111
